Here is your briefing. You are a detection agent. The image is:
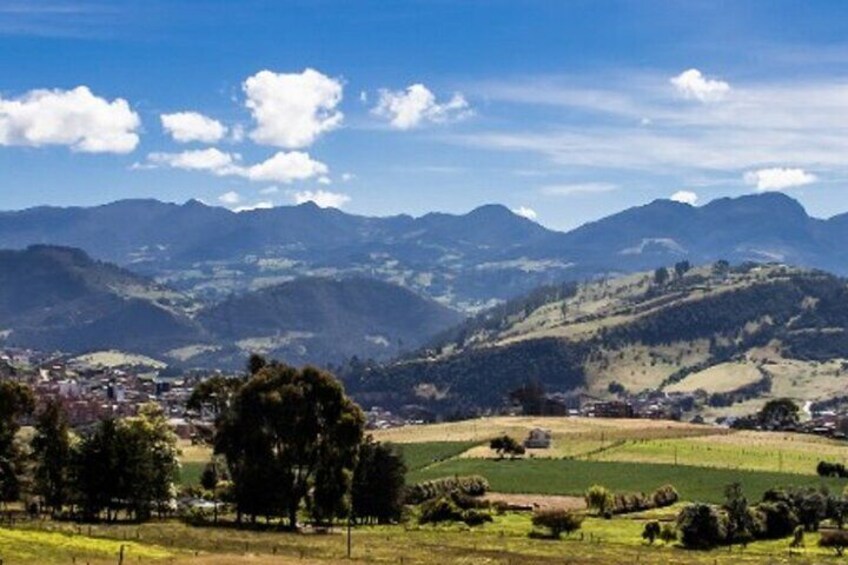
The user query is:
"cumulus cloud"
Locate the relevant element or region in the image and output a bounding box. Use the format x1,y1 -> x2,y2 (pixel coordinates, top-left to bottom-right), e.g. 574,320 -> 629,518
512,206 -> 538,220
0,86 -> 140,153
671,69 -> 730,103
259,185 -> 280,195
670,190 -> 699,205
147,148 -> 239,174
341,172 -> 355,182
142,149 -> 327,184
373,84 -> 471,129
161,111 -> 227,143
244,151 -> 328,183
243,68 -> 343,148
743,167 -> 817,191
218,191 -> 241,205
292,189 -> 350,209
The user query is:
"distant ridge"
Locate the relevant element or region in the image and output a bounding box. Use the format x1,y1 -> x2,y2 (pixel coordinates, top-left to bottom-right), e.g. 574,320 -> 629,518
1,193 -> 848,308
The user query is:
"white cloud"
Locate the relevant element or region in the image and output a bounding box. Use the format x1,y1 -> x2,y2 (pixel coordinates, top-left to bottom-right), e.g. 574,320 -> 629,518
243,68 -> 343,148
244,151 -> 328,183
318,176 -> 331,185
147,148 -> 239,174
373,84 -> 471,129
671,69 -> 730,103
259,185 -> 279,195
341,172 -> 355,182
143,149 -> 327,184
512,206 -> 538,220
0,85 -> 140,153
670,190 -> 699,205
218,191 -> 241,205
292,189 -> 350,209
161,111 -> 227,143
233,201 -> 274,213
743,167 -> 817,191
540,182 -> 618,196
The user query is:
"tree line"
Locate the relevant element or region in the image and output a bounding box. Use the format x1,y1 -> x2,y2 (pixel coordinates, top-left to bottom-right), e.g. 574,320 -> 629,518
0,379 -> 179,522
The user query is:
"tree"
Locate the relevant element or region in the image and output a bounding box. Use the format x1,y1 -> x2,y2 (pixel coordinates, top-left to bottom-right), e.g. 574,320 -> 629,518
215,362 -> 364,528
73,405 -> 179,522
723,482 -> 754,546
674,260 -> 691,278
713,260 -> 730,276
187,375 -> 244,421
676,503 -> 728,549
660,523 -> 677,545
0,381 -> 34,506
352,437 -> 407,524
642,520 -> 661,544
654,267 -> 669,286
489,435 -> 525,459
31,400 -> 73,516
585,485 -> 614,516
758,398 -> 800,430
531,509 -> 583,538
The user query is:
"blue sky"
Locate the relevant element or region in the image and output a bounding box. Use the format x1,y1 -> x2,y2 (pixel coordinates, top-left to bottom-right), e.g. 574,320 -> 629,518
3,1 -> 848,229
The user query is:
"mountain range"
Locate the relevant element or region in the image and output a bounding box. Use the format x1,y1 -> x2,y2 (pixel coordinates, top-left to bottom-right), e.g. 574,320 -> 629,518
3,192 -> 847,311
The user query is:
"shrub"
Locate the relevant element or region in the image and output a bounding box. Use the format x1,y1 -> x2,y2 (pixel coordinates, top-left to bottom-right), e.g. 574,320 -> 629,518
660,523 -> 677,545
585,485 -> 614,515
676,504 -> 728,549
531,508 -> 584,539
419,496 -> 463,524
820,529 -> 848,556
642,521 -> 661,544
406,475 -> 490,504
790,525 -> 805,548
652,484 -> 679,508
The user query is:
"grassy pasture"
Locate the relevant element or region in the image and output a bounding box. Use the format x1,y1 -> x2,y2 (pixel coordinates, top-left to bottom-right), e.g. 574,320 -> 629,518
408,457 -> 847,504
4,511 -> 841,564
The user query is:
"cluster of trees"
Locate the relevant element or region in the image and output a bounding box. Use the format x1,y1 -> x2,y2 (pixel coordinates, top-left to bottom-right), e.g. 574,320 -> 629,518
191,357 -> 407,528
585,484 -> 678,517
406,475 -> 493,526
0,379 -> 180,523
817,461 -> 848,479
676,483 -> 848,549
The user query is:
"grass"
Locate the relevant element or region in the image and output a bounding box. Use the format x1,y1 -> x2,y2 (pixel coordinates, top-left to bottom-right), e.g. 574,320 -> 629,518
4,512 -> 840,564
0,526 -> 172,563
396,441 -> 480,472
409,457 -> 848,504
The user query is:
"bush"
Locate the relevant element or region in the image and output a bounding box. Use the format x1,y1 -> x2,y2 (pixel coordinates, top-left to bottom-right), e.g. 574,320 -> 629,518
419,496 -> 463,524
820,529 -> 848,556
676,504 -> 729,549
406,475 -> 490,504
660,523 -> 677,545
418,491 -> 492,527
642,521 -> 661,544
817,461 -> 848,478
585,485 -> 613,515
531,508 -> 584,539
755,501 -> 799,538
652,484 -> 679,508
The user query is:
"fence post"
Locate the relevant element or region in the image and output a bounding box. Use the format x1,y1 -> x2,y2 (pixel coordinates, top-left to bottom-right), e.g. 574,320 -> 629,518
118,544 -> 125,565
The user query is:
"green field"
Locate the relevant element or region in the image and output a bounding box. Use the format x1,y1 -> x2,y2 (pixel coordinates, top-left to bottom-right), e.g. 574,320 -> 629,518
2,511 -> 841,564
409,457 -> 847,504
397,441 -> 479,472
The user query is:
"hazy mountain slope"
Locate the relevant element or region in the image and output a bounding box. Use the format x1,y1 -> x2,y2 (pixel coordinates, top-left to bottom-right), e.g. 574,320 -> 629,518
346,262 -> 848,417
195,277 -> 463,367
0,246 -> 462,368
0,246 -> 203,354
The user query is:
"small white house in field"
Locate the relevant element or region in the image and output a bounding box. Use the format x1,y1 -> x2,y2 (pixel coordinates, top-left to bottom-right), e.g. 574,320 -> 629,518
524,427 -> 552,449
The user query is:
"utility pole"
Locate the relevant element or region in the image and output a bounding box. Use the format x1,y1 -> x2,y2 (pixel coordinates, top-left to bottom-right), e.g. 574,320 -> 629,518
347,513 -> 352,559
